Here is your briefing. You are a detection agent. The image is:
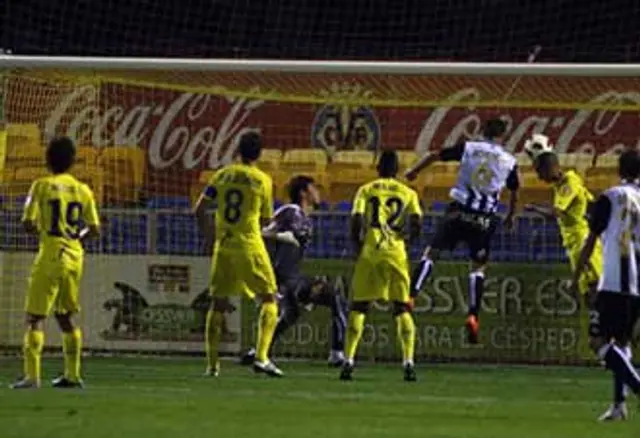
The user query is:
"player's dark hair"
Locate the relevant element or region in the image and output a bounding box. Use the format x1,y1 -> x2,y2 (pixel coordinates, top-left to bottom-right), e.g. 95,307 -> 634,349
483,118 -> 507,140
288,175 -> 315,204
377,150 -> 399,178
46,136 -> 76,174
618,148 -> 640,181
238,131 -> 262,163
534,151 -> 559,173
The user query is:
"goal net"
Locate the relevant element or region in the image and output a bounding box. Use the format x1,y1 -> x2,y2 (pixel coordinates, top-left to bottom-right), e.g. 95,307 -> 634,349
1,56 -> 639,366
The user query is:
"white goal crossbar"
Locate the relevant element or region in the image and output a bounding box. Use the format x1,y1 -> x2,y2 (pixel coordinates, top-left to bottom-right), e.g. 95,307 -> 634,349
1,55 -> 640,76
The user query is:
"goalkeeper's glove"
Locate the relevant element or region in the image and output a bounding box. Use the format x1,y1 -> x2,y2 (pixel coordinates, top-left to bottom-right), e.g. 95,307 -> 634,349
275,231 -> 300,247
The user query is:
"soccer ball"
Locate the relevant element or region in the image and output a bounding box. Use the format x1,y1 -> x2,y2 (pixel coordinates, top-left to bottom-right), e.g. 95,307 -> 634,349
523,133 -> 554,161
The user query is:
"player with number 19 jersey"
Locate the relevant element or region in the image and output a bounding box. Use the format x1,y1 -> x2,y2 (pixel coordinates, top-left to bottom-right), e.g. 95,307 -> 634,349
351,178 -> 422,303
203,162 -> 277,300
24,173 -> 99,316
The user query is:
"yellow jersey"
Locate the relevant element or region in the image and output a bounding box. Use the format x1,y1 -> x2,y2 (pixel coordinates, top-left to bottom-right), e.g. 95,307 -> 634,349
352,177 -> 422,255
553,170 -> 593,249
203,163 -> 273,245
22,173 -> 100,258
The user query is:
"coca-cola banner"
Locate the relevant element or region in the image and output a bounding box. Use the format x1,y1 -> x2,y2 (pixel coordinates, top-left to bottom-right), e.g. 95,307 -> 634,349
5,75 -> 640,197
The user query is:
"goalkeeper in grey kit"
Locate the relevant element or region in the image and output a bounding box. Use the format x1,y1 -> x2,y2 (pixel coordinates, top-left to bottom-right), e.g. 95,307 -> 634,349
242,175 -> 347,367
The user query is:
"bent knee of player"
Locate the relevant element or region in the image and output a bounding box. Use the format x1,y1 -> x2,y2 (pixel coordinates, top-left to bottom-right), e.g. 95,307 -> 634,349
212,297 -> 232,312
392,301 -> 412,317
25,313 -> 45,330
350,301 -> 370,314
54,312 -> 75,333
256,292 -> 277,304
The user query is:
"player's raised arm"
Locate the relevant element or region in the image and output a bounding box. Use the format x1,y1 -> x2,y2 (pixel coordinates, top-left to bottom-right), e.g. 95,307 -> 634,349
405,142 -> 465,181
350,186 -> 367,256
21,181 -> 41,234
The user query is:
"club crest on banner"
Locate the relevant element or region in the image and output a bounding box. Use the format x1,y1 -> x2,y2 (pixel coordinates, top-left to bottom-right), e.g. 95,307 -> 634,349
311,83 -> 381,154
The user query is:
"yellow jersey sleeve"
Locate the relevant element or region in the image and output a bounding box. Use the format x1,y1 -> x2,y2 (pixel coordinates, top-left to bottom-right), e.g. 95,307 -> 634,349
554,171 -> 581,212
351,185 -> 368,216
261,173 -> 274,220
22,180 -> 41,223
82,185 -> 100,226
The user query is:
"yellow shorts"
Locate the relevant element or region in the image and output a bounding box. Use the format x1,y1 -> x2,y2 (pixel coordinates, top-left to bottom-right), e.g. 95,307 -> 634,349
567,242 -> 602,296
351,254 -> 410,303
25,254 -> 83,316
209,243 -> 277,300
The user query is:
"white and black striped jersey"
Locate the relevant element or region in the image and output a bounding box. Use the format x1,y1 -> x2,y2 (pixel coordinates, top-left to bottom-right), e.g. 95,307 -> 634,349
440,141 -> 519,214
590,183 -> 640,296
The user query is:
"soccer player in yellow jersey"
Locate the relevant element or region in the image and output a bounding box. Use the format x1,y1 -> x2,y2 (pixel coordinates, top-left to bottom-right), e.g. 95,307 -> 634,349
194,132 -> 282,377
524,148 -> 602,304
11,137 -> 100,389
340,150 -> 422,382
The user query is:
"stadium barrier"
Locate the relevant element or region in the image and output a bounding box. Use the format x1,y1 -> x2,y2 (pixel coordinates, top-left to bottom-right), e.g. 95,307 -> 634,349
0,209 -> 636,364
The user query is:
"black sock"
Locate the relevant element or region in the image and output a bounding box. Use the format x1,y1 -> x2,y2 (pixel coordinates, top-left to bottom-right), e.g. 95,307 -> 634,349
411,258 -> 433,294
468,271 -> 485,317
614,373 -> 625,405
604,344 -> 640,395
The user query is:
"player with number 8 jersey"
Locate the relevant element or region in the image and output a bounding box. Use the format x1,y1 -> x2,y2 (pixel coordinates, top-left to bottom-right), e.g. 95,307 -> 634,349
11,137 -> 101,390
195,132 -> 282,378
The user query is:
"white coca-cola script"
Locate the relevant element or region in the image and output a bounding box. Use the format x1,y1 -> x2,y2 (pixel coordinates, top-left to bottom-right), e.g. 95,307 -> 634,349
415,88 -> 640,156
44,86 -> 264,170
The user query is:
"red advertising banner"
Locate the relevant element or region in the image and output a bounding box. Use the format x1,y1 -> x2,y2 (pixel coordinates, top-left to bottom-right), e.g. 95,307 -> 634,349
5,76 -> 639,196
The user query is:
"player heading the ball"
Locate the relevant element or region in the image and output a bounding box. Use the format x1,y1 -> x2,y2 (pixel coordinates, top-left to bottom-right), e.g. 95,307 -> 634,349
405,119 -> 519,345
11,136 -> 101,390
340,150 -> 422,382
194,131 -> 283,378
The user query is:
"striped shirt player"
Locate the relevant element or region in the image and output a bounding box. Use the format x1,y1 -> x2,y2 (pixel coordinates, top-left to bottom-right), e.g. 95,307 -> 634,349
240,176 -> 348,367
573,148 -> 640,421
405,119 -> 519,344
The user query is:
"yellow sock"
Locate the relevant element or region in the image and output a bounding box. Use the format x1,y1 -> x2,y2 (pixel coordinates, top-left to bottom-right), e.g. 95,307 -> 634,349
395,312 -> 416,364
255,301 -> 278,363
205,310 -> 225,372
344,312 -> 366,362
23,329 -> 44,384
62,328 -> 82,382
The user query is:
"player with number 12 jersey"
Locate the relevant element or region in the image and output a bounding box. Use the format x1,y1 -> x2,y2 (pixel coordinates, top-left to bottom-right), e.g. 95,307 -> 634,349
340,150 -> 422,382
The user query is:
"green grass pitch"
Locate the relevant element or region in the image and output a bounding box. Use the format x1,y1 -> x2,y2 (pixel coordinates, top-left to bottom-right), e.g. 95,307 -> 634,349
0,357 -> 635,438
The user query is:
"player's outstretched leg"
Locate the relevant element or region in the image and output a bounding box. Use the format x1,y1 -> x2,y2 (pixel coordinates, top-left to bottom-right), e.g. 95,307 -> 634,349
327,291 -> 347,367
393,302 -> 417,382
52,312 -> 84,388
204,300 -> 227,377
11,314 -> 45,389
466,265 -> 486,345
599,345 -> 633,421
310,280 -> 347,367
340,301 -> 369,381
596,341 -> 640,419
253,295 -> 283,377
